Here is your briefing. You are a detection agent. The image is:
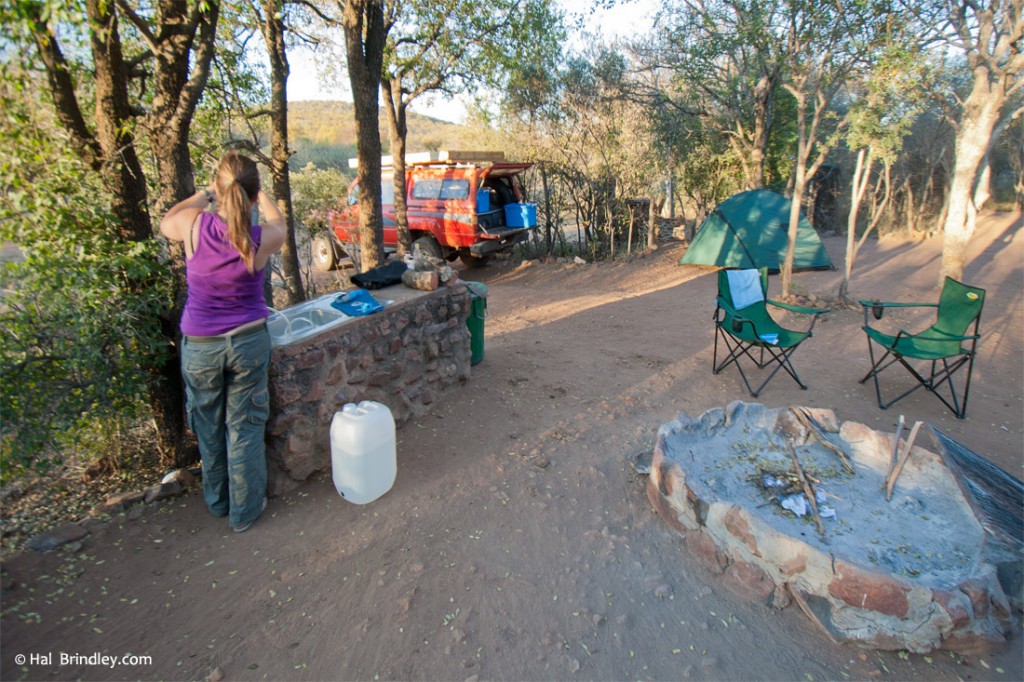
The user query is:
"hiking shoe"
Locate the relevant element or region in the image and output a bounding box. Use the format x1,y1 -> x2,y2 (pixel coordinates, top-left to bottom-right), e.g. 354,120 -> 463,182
233,497 -> 267,533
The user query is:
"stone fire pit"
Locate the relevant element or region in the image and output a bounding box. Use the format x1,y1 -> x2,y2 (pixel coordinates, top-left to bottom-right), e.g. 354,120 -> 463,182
647,402 -> 1020,654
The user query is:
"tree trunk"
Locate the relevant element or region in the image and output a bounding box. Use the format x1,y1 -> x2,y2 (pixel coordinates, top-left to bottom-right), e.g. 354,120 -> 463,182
383,77 -> 411,257
144,1 -> 219,469
81,0 -> 151,243
939,77 -> 1003,285
748,71 -> 776,190
344,0 -> 386,272
32,0 -> 219,470
840,149 -> 869,301
263,0 -> 305,305
648,194 -> 664,250
781,94 -> 808,297
627,205 -> 635,256
541,163 -> 553,256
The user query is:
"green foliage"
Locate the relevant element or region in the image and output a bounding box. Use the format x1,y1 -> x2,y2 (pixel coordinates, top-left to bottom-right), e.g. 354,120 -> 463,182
289,163 -> 351,234
0,69 -> 172,481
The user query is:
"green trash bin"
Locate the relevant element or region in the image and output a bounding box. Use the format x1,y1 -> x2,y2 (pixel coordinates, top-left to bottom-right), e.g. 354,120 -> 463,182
465,281 -> 488,365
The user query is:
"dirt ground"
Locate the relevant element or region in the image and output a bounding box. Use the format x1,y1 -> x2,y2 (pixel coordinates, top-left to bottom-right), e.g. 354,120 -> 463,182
2,211 -> 1022,682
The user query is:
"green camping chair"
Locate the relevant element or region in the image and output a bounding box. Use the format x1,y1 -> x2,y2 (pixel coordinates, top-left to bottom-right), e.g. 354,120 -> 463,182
859,277 -> 985,419
713,268 -> 828,397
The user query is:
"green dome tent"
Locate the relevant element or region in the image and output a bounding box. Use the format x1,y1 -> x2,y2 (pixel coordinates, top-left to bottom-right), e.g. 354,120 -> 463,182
679,189 -> 833,272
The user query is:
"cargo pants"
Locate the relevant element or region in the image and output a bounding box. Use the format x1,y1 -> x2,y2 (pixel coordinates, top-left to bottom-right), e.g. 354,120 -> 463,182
182,328 -> 270,529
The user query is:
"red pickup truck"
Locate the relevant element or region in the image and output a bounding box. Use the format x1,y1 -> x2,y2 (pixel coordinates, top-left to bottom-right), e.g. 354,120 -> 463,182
314,153 -> 537,270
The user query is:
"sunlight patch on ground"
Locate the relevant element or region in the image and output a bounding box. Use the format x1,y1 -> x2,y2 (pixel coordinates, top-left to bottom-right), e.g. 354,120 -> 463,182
487,264 -> 711,338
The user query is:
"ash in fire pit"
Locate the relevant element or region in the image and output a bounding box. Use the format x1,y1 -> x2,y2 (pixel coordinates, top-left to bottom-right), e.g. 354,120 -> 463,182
647,402 -> 1020,654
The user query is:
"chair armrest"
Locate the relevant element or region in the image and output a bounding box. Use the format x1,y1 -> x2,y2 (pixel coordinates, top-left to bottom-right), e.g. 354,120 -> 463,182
768,299 -> 827,315
860,300 -> 938,324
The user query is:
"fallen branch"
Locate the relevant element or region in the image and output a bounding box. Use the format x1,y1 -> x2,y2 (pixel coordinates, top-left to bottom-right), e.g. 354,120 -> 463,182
786,443 -> 826,537
791,408 -> 854,474
885,420 -> 923,501
787,583 -> 839,645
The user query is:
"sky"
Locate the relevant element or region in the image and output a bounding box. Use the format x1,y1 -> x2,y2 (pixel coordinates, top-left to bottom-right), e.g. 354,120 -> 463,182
285,0 -> 660,123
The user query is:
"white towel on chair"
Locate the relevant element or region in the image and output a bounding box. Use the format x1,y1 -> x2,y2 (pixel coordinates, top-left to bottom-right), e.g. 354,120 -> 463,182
727,269 -> 764,310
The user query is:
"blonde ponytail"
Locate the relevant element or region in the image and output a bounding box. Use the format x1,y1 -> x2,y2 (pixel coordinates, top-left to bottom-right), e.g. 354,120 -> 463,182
214,151 -> 260,273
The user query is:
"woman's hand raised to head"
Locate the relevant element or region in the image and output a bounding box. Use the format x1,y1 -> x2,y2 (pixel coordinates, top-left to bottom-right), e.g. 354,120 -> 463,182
256,190 -> 287,260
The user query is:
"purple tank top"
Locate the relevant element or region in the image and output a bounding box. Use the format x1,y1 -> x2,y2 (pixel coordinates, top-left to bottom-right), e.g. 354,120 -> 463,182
180,212 -> 267,336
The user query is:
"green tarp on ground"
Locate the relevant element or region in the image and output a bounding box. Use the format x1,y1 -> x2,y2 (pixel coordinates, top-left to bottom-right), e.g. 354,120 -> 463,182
679,189 -> 833,271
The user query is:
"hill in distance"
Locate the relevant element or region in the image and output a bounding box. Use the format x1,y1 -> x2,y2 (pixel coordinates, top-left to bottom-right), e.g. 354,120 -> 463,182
288,100 -> 470,173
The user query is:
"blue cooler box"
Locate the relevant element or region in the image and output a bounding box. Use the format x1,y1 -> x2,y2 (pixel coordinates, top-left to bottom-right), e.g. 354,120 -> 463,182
476,189 -> 490,213
504,203 -> 537,227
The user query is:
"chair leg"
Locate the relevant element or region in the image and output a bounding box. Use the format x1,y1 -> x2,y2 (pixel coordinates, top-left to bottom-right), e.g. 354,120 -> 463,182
859,336 -> 892,410
860,337 -> 973,418
751,345 -> 808,395
714,327 -> 809,397
713,329 -> 759,396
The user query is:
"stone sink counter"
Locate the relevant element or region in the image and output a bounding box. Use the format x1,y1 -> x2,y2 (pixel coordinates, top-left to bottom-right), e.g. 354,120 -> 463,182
265,282 -> 472,495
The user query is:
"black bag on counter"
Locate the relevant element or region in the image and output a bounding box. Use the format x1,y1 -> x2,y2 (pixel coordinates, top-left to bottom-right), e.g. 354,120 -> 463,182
350,260 -> 406,290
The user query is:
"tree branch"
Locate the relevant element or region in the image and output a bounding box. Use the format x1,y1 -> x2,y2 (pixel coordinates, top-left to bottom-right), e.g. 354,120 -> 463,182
177,2 -> 220,130
24,5 -> 103,172
114,0 -> 158,52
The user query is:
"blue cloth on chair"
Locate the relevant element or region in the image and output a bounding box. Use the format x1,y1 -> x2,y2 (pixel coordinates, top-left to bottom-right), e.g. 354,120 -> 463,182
331,289 -> 384,316
727,269 -> 764,310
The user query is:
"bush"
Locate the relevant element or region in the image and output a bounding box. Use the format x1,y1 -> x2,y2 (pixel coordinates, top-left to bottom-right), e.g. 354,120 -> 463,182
0,72 -> 172,483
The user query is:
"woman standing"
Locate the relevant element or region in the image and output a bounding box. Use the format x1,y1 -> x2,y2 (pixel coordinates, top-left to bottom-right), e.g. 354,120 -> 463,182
160,152 -> 286,533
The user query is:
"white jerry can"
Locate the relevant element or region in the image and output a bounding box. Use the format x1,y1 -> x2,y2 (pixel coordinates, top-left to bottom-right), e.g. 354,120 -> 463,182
330,401 -> 397,504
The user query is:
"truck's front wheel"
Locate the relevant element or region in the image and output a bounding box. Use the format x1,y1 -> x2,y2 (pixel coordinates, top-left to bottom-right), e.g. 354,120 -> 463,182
313,233 -> 340,271
412,236 -> 444,262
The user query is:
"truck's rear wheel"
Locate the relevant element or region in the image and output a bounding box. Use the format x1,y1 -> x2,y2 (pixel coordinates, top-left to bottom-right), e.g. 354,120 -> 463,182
461,253 -> 491,268
412,236 -> 444,262
313,233 -> 341,271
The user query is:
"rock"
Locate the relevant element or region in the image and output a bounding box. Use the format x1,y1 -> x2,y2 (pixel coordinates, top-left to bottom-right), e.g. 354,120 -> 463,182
206,667 -> 224,682
144,480 -> 183,504
26,522 -> 90,552
722,559 -> 774,605
654,583 -> 673,599
98,490 -> 146,513
723,506 -> 759,555
162,468 -> 196,489
685,532 -> 728,575
568,658 -> 581,673
78,516 -> 109,534
633,449 -> 652,475
573,256 -> 587,265
402,269 -> 439,291
828,563 -> 910,619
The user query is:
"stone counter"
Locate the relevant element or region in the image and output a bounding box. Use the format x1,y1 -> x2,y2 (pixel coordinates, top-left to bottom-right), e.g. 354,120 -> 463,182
265,283 -> 472,495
